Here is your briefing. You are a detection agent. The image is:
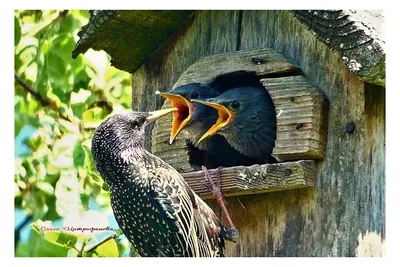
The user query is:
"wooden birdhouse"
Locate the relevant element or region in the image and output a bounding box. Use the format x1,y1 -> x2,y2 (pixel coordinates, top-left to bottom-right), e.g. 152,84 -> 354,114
73,10 -> 385,257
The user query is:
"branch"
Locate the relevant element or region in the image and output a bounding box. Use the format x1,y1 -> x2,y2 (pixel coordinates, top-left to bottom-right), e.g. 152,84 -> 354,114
84,234 -> 117,254
14,73 -> 72,122
88,87 -> 113,114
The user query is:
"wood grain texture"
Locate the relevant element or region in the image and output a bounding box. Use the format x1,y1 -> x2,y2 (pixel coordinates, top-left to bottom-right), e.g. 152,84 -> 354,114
182,160 -> 316,199
173,48 -> 301,87
292,10 -> 385,87
130,10 -> 384,257
263,76 -> 329,161
219,10 -> 385,256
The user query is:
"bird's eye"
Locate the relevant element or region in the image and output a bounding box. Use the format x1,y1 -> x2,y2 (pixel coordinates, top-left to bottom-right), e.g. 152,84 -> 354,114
190,92 -> 199,99
131,121 -> 139,128
230,101 -> 240,110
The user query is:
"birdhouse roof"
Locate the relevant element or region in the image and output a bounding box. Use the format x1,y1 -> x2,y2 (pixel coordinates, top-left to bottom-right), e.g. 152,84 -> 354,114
72,10 -> 385,87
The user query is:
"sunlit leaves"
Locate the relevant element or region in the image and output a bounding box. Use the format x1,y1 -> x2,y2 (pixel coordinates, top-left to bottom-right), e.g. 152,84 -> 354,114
15,16 -> 21,46
31,220 -> 78,249
30,217 -> 122,257
22,227 -> 70,257
54,170 -> 83,217
91,238 -> 119,257
15,9 -> 132,257
51,133 -> 79,168
73,140 -> 85,168
37,182 -> 54,196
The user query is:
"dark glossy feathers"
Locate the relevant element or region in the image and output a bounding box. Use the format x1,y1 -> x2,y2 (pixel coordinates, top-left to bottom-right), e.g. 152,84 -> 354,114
91,112 -> 228,257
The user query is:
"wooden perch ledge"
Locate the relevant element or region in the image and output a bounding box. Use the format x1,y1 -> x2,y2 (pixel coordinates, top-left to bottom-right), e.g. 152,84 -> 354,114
182,160 -> 316,199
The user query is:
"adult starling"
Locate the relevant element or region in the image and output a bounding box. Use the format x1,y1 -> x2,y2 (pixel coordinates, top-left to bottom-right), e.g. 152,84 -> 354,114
91,109 -> 238,257
157,71 -> 263,168
192,85 -> 277,164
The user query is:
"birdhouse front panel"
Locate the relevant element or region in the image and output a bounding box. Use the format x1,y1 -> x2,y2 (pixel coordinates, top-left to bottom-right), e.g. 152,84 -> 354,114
151,48 -> 329,198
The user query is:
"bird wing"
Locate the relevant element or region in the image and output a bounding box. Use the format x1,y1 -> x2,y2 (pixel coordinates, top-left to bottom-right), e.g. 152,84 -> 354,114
146,156 -> 219,257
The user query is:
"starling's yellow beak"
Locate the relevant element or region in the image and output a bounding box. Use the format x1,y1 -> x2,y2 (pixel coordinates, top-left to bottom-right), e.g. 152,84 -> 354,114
146,108 -> 177,122
156,91 -> 193,144
191,99 -> 235,143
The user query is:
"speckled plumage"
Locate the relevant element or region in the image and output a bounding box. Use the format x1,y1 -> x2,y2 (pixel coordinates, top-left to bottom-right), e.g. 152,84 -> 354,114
91,112 -> 232,257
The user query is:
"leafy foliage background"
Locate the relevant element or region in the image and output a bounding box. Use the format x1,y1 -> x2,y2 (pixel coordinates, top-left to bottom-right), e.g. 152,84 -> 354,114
14,10 -> 133,257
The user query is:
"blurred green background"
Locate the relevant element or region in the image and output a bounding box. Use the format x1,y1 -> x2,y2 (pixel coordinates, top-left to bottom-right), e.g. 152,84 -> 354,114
14,10 -> 133,257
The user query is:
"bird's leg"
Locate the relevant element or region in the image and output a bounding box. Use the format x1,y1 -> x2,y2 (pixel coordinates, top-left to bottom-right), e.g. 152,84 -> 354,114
201,166 -> 236,230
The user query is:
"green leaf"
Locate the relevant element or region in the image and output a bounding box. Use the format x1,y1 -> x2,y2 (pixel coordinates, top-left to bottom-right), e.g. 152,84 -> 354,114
71,102 -> 88,119
54,170 -> 83,216
36,162 -> 47,180
51,133 -> 79,167
58,119 -> 79,134
59,13 -> 74,33
73,140 -> 85,168
27,229 -> 70,256
15,242 -> 30,257
101,182 -> 110,192
47,51 -> 67,89
70,89 -> 91,104
15,158 -> 27,177
36,182 -> 54,196
67,248 -> 79,257
42,195 -> 62,221
82,107 -> 108,127
31,220 -> 79,249
93,238 -> 119,257
15,16 -> 21,46
22,191 -> 46,220
80,193 -> 90,210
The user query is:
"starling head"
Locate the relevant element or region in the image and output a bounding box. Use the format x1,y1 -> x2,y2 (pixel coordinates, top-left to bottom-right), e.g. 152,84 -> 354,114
192,86 -> 277,161
157,83 -> 220,144
92,109 -> 176,155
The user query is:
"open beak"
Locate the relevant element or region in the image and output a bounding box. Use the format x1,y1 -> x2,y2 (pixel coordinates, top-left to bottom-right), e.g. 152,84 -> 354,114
156,91 -> 193,144
146,108 -> 177,123
191,99 -> 235,143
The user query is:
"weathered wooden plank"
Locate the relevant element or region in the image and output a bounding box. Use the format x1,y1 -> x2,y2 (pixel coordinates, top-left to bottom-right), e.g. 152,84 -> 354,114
263,76 -> 329,161
292,10 -> 385,87
182,160 -> 316,199
211,10 -> 384,257
130,10 -> 384,258
174,48 -> 301,87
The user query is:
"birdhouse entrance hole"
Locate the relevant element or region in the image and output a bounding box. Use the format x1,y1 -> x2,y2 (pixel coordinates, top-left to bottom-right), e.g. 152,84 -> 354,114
152,48 -> 329,198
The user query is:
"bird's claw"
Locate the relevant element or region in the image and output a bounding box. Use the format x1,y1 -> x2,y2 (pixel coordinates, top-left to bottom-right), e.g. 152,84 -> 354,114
215,166 -> 223,189
201,166 -> 224,200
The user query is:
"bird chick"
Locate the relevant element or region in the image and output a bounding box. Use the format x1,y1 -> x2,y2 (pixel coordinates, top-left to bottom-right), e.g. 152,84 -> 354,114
193,86 -> 277,164
91,109 -> 237,257
157,71 -> 263,168
157,83 -> 220,148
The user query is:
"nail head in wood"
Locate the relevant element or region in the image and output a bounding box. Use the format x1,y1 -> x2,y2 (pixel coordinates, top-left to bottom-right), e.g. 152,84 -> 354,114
345,122 -> 356,133
296,122 -> 304,130
251,57 -> 265,65
284,169 -> 293,176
